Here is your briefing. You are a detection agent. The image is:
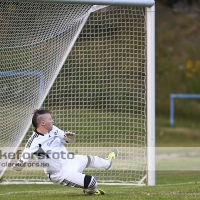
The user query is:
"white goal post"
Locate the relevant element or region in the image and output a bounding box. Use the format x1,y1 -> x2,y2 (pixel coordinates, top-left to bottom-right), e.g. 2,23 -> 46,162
0,0 -> 155,185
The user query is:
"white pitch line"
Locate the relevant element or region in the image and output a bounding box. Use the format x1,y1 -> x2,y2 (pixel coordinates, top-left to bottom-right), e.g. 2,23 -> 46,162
157,182 -> 200,186
0,188 -> 62,196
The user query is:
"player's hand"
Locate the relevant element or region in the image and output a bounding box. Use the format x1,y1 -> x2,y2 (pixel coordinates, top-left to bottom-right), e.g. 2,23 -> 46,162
12,161 -> 26,171
63,131 -> 76,143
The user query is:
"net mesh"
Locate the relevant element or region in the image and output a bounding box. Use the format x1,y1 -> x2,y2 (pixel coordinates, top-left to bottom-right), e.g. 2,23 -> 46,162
0,1 -> 147,184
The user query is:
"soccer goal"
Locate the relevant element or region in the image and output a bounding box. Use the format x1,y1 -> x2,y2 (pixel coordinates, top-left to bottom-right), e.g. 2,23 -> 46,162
0,0 -> 155,185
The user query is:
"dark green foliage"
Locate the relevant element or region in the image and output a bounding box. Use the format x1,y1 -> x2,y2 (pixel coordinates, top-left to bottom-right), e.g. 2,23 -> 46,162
159,0 -> 179,6
156,2 -> 200,118
159,0 -> 199,7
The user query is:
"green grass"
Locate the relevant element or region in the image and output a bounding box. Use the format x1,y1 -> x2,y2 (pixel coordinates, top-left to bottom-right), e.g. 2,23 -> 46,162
1,171 -> 200,200
156,116 -> 200,147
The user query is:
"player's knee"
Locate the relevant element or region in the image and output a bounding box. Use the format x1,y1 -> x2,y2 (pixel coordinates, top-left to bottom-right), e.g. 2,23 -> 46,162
84,175 -> 97,188
86,155 -> 94,168
83,175 -> 97,194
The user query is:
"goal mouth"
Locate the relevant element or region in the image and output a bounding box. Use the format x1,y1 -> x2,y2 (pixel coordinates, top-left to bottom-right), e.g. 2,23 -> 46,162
0,0 -> 155,185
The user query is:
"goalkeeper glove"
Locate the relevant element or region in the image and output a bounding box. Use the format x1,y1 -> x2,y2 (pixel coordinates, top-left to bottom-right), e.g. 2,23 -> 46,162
12,160 -> 26,171
63,131 -> 76,143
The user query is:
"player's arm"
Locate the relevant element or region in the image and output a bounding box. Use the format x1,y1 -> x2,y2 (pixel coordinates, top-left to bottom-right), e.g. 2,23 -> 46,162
12,159 -> 26,171
54,125 -> 76,143
12,148 -> 31,171
13,141 -> 38,171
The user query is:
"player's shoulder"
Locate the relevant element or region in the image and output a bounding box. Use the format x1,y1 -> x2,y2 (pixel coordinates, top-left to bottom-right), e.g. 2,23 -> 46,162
50,125 -> 64,135
31,130 -> 42,137
25,130 -> 42,148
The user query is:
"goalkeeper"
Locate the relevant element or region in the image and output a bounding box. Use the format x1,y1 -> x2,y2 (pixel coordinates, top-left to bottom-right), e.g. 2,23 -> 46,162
13,109 -> 118,195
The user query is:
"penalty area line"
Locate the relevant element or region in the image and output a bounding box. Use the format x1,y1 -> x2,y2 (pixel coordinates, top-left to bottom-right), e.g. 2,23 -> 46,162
0,188 -> 61,196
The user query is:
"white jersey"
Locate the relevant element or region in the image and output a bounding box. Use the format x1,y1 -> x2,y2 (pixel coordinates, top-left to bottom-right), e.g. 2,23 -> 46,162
20,125 -> 72,175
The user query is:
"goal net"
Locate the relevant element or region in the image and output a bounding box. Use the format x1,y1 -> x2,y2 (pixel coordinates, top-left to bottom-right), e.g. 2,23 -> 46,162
0,0 -> 148,185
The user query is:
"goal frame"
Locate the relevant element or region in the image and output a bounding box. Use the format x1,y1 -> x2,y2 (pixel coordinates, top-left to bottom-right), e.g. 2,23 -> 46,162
1,0 -> 155,186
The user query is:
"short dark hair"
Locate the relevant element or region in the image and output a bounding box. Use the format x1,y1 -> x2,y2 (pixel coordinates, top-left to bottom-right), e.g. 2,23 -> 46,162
32,109 -> 51,128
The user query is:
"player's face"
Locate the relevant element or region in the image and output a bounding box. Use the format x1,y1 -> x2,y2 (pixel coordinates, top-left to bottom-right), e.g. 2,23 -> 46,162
43,113 -> 54,131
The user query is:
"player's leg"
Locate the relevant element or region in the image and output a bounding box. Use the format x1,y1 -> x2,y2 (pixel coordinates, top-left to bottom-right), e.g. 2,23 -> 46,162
47,168 -> 104,195
61,171 -> 105,195
88,149 -> 119,170
86,155 -> 110,169
67,149 -> 119,172
69,154 -> 108,172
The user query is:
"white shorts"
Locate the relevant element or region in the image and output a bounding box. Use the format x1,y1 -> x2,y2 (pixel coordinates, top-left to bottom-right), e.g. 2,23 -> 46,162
48,155 -> 89,187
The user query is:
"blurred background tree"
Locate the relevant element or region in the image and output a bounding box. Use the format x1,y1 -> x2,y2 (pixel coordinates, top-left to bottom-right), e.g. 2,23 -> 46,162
159,0 -> 200,7
156,0 -> 200,121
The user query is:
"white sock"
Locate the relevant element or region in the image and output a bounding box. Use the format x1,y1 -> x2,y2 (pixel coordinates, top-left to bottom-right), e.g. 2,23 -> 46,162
89,156 -> 110,169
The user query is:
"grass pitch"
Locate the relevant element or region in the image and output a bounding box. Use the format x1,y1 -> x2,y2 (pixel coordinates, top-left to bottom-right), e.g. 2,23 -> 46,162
1,171 -> 200,200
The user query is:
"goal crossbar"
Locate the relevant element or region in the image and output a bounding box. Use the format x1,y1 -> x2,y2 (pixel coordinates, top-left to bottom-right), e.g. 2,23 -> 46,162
18,0 -> 155,7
